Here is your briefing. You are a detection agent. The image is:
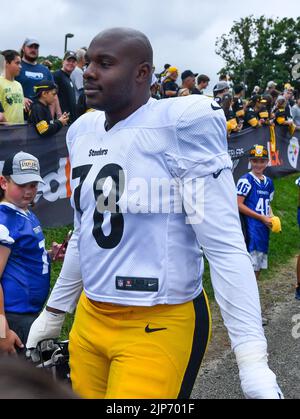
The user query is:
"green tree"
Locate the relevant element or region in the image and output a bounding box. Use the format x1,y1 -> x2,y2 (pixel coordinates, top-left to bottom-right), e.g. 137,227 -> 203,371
216,15 -> 300,94
38,55 -> 63,72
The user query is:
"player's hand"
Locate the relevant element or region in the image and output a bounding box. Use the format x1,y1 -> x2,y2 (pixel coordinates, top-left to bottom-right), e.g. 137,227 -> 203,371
0,329 -> 24,354
261,216 -> 273,228
235,341 -> 284,399
26,308 -> 65,350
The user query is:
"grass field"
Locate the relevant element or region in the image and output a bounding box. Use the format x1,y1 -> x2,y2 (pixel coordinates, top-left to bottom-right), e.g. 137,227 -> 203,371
44,173 -> 300,337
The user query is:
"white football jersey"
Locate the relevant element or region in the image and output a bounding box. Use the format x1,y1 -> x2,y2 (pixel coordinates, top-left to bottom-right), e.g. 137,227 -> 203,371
66,96 -> 228,305
49,95 -> 267,349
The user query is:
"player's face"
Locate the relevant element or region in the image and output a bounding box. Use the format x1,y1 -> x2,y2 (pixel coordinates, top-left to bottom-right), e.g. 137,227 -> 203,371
83,37 -> 138,113
250,159 -> 268,176
0,177 -> 38,209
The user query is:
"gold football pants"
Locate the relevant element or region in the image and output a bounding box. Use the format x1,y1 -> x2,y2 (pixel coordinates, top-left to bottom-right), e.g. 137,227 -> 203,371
69,291 -> 211,399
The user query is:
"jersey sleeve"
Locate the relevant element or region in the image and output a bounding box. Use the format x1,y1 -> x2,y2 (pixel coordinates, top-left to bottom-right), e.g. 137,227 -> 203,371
166,98 -> 232,179
181,169 -> 266,350
237,176 -> 252,197
0,224 -> 15,248
47,213 -> 82,313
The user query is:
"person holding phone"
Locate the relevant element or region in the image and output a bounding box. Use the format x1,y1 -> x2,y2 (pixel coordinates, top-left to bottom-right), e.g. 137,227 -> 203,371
28,80 -> 69,137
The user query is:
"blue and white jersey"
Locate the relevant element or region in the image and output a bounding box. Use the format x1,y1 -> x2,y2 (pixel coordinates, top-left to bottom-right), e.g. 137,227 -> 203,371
0,203 -> 50,313
237,172 -> 274,253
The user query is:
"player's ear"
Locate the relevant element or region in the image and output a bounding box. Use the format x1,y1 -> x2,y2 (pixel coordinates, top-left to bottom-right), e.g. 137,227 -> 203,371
136,62 -> 152,85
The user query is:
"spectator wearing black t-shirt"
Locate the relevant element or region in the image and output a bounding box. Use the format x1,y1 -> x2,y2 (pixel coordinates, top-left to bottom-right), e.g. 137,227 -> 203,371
53,51 -> 77,124
161,66 -> 179,98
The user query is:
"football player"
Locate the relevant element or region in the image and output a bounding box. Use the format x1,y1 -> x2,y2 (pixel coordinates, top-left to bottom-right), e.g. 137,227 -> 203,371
27,28 -> 282,399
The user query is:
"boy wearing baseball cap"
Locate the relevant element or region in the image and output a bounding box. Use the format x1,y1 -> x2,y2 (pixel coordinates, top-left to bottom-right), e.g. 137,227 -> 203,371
236,145 -> 279,280
28,80 -> 69,136
0,152 -> 61,353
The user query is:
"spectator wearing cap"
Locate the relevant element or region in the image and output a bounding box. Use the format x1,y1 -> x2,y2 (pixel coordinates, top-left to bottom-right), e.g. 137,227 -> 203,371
197,74 -> 210,95
28,80 -> 69,137
178,70 -> 200,96
161,66 -> 179,99
53,51 -> 77,123
232,85 -> 245,120
71,49 -> 86,103
213,81 -> 229,105
243,95 -> 262,130
0,50 -> 24,124
16,38 -> 61,118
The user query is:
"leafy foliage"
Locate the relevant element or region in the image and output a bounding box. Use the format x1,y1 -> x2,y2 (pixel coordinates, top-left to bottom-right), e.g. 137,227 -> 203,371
215,16 -> 300,94
38,55 -> 63,72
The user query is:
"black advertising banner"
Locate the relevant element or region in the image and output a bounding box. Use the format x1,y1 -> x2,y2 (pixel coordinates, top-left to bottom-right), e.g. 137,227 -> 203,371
228,126 -> 300,181
0,124 -> 299,227
0,125 -> 73,227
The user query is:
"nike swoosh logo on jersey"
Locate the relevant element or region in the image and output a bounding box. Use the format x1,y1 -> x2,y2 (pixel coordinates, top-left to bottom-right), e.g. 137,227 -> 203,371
145,325 -> 167,334
211,103 -> 222,111
213,169 -> 223,179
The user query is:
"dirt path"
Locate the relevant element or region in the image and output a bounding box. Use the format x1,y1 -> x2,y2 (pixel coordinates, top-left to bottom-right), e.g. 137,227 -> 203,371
192,256 -> 300,399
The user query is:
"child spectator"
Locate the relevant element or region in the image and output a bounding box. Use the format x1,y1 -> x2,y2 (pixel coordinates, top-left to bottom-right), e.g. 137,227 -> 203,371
237,145 -> 274,280
0,152 -> 63,353
296,177 -> 300,300
0,50 -> 24,124
28,80 -> 69,137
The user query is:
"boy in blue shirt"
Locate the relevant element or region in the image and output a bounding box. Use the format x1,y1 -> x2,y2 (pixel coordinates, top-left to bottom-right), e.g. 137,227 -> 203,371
237,145 -> 274,280
0,151 -> 62,354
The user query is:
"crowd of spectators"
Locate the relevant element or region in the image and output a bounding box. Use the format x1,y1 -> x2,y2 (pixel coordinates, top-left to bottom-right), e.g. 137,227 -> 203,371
0,37 -> 300,140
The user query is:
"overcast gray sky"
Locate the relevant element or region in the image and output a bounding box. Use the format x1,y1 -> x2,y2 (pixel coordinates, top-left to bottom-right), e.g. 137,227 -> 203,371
1,0 -> 298,89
